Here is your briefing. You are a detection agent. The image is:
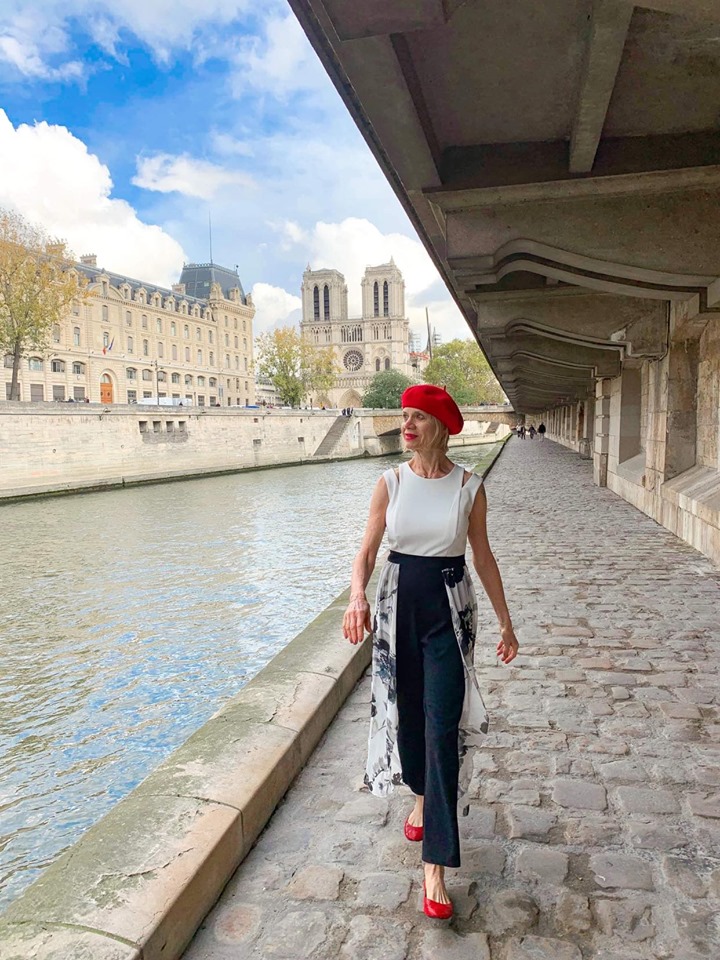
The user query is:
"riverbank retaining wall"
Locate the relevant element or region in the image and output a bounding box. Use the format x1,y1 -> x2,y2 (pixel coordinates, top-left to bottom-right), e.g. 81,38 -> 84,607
0,404 -> 513,501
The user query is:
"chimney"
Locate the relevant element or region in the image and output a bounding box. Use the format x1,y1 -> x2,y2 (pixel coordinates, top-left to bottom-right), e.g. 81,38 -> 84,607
80,254 -> 97,267
172,283 -> 186,295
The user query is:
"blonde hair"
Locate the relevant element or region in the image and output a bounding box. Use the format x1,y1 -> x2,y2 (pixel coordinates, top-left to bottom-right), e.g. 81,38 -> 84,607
402,412 -> 449,453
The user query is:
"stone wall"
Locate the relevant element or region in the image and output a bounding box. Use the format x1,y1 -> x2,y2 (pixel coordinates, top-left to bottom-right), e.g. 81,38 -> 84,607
538,305 -> 720,567
0,405 -> 364,500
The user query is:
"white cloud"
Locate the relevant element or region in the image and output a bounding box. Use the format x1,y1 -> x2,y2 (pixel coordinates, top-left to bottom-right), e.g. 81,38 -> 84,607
281,216 -> 439,314
0,0 -> 252,77
229,10 -> 327,99
133,153 -> 255,200
0,110 -> 185,286
250,282 -> 302,335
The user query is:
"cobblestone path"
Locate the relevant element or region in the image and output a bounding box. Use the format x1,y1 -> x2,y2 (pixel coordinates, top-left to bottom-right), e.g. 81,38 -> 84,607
184,438 -> 720,960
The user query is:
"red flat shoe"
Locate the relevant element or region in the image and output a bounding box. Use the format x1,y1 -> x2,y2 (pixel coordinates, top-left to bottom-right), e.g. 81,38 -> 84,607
404,817 -> 423,842
423,881 -> 453,920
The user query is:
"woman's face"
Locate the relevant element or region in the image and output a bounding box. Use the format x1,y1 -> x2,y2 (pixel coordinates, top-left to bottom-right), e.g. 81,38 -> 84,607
402,406 -> 434,449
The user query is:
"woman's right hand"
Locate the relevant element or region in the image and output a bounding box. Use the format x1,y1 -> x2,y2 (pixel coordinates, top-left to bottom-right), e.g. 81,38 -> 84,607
343,595 -> 372,645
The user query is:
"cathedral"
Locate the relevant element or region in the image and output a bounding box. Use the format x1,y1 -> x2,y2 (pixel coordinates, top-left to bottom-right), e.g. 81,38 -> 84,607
300,260 -> 413,408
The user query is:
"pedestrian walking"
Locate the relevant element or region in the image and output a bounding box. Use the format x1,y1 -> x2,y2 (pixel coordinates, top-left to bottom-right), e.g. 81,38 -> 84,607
528,425 -> 536,440
343,384 -> 518,920
520,425 -> 526,439
538,422 -> 546,440
516,424 -> 522,439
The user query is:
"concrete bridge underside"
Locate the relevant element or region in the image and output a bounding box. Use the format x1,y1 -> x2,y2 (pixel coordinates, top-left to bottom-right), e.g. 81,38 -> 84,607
289,0 -> 720,566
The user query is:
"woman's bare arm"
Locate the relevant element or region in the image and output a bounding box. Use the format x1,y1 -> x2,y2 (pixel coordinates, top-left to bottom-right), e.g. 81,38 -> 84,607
343,475 -> 389,645
467,484 -> 519,664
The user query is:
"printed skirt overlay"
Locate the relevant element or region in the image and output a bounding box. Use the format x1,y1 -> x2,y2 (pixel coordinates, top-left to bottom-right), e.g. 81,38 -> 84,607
365,555 -> 489,808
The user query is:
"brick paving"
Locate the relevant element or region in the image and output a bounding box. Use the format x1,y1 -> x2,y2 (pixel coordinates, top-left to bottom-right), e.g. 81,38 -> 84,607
183,438 -> 720,960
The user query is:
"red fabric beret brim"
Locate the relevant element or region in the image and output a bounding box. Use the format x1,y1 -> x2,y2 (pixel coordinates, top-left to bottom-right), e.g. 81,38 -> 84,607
401,384 -> 464,435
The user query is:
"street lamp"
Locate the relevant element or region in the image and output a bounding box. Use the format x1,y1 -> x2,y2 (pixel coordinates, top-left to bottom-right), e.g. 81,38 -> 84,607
151,358 -> 165,406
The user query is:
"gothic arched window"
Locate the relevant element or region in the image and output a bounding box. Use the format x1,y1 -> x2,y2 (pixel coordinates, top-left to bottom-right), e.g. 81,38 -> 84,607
373,281 -> 379,317
383,281 -> 389,317
313,285 -> 320,320
323,284 -> 330,320
376,358 -> 380,371
384,357 -> 391,370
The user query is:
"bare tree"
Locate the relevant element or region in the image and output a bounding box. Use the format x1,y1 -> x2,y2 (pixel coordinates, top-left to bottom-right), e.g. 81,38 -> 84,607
0,209 -> 85,401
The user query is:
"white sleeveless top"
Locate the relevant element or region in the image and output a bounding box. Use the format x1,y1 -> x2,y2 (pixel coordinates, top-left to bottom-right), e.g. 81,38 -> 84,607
383,461 -> 484,558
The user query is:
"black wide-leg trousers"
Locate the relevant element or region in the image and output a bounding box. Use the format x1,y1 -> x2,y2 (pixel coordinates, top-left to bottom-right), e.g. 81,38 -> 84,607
392,550 -> 466,868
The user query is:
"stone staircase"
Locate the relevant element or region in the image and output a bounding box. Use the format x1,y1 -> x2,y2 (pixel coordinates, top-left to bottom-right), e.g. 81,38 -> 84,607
312,415 -> 351,457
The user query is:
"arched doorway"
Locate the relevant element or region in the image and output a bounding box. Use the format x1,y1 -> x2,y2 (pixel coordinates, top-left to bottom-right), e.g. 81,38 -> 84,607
100,373 -> 114,404
340,389 -> 362,409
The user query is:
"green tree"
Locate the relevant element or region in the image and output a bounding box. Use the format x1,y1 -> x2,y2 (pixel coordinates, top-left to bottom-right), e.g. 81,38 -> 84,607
0,209 -> 86,400
255,326 -> 337,407
362,369 -> 414,408
423,339 -> 505,405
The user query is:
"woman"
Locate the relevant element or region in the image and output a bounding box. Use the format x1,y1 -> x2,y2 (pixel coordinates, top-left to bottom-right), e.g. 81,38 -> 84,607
343,384 -> 518,919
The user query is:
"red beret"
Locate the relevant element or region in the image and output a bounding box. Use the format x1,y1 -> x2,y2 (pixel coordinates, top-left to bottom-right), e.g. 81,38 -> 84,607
401,384 -> 464,435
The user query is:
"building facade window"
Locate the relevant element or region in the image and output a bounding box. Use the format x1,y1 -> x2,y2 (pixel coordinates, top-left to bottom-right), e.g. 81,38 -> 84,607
172,372 -> 180,384
72,362 -> 84,375
225,333 -> 229,347
51,359 -> 65,373
127,390 -> 137,403
73,327 -> 81,346
158,342 -> 164,358
197,349 -> 202,364
52,324 -> 61,343
103,332 -> 110,349
196,327 -> 202,341
209,351 -> 214,365
172,344 -> 178,360
185,374 -> 193,386
126,367 -> 137,380
29,357 -> 43,371
234,336 -> 238,349
184,325 -> 189,338
208,330 -> 213,344
127,336 -> 134,353
323,284 -> 330,320
53,385 -> 65,401
383,280 -> 389,316
141,314 -> 148,329
384,357 -> 391,370
373,281 -> 379,317
156,318 -> 162,333
185,347 -> 190,362
376,358 -> 380,371
143,339 -> 149,356
313,285 -> 320,320
126,311 -> 132,327
102,304 -> 109,321
3,354 -> 13,368
142,370 -> 152,382
171,321 -> 176,336
198,376 -> 206,387
225,354 -> 230,368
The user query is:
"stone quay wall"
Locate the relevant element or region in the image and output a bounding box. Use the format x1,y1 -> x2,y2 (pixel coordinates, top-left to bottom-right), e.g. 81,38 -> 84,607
0,405 -> 365,501
0,404 -> 512,501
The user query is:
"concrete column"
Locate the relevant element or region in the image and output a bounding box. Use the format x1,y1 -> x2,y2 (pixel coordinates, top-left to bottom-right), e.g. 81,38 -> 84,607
594,378 -> 611,487
663,337 -> 699,481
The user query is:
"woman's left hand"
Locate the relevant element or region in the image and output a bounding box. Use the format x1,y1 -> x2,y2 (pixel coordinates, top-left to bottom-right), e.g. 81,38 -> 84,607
497,626 -> 519,664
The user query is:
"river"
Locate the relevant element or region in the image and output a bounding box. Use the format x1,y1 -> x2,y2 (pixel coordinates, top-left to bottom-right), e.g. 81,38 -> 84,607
0,444 -> 500,908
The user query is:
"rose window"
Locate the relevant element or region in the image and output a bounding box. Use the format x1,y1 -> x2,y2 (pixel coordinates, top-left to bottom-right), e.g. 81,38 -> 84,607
343,349 -> 364,371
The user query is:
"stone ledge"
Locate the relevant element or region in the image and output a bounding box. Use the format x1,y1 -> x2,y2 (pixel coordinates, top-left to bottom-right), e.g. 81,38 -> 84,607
0,584 -> 372,960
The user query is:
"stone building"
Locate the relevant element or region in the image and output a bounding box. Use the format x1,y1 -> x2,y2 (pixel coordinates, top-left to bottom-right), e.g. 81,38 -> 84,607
300,261 -> 413,408
2,256 -> 255,407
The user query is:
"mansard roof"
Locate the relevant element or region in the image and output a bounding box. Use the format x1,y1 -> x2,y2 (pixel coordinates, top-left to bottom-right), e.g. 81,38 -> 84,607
75,260 -> 246,306
179,262 -> 247,302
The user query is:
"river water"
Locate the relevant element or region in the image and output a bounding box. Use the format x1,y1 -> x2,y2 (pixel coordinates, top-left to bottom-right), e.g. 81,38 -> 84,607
0,445 -> 499,908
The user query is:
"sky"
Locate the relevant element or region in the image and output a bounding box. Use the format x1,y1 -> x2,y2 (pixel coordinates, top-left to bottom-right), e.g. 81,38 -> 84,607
0,0 -> 472,343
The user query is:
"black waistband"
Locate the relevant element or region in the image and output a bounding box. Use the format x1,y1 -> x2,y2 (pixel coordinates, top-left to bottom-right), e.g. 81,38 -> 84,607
388,550 -> 465,570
